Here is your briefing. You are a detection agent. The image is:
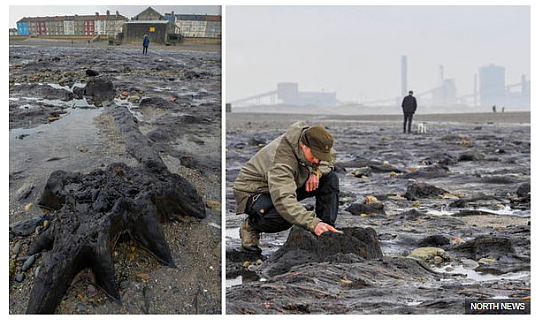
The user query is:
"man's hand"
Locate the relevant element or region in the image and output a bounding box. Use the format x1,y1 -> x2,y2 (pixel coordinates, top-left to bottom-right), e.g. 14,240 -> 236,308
314,222 -> 340,236
305,173 -> 319,192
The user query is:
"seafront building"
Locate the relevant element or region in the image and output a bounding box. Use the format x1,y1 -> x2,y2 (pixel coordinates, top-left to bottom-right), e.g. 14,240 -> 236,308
16,11 -> 127,37
122,7 -> 178,44
175,14 -> 221,38
14,7 -> 221,41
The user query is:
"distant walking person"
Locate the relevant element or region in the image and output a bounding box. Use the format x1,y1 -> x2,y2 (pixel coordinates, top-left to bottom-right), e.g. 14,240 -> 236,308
142,35 -> 150,55
401,90 -> 417,134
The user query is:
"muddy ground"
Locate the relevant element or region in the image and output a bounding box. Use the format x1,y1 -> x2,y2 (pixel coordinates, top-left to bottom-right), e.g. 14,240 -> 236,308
225,112 -> 530,314
9,42 -> 221,314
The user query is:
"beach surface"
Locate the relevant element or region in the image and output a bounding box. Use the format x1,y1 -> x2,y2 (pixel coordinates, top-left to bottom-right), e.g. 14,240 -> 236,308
225,111 -> 530,314
9,42 -> 221,314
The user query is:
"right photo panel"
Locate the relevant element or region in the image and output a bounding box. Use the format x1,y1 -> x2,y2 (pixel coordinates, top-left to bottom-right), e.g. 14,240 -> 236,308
225,5 -> 531,316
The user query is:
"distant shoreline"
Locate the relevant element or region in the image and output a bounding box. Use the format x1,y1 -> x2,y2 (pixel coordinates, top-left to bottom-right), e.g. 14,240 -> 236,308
9,37 -> 221,53
227,111 -> 531,124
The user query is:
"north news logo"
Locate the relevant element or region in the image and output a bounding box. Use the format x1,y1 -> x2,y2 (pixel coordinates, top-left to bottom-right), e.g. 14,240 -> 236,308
465,299 -> 530,314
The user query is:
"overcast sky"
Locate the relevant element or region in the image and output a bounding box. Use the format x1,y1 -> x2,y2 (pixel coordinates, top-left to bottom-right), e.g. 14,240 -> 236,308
9,5 -> 221,28
226,5 -> 530,104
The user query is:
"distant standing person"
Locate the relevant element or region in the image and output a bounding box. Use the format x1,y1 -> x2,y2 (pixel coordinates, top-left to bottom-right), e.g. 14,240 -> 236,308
401,90 -> 417,134
142,35 -> 150,55
492,105 -> 496,113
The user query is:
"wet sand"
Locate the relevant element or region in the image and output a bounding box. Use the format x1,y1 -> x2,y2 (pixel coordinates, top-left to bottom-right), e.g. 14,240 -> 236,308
9,42 -> 221,314
9,37 -> 221,53
227,110 -> 530,126
225,111 -> 530,314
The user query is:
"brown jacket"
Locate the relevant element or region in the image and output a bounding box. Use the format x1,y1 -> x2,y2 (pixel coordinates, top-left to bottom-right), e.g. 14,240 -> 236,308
233,121 -> 335,232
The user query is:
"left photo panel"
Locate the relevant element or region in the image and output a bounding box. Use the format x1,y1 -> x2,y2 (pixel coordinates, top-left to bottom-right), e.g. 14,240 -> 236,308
8,5 -> 222,314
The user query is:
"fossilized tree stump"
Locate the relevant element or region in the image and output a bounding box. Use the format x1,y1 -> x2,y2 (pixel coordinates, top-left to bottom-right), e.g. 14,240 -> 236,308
259,226 -> 383,278
26,162 -> 206,314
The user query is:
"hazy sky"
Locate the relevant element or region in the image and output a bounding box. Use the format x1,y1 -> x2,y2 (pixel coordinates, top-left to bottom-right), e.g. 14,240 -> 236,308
226,5 -> 530,104
8,5 -> 221,28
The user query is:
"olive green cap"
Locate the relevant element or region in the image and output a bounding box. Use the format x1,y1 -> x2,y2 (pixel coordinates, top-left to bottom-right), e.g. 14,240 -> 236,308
301,126 -> 334,162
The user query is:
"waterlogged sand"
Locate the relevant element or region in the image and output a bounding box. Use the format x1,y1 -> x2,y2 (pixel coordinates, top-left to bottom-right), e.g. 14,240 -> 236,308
225,111 -> 530,314
9,42 -> 221,314
227,110 -> 530,126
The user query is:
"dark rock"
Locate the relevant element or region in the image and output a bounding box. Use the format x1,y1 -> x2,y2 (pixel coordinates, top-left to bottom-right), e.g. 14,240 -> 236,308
259,226 -> 383,278
481,176 -> 516,184
15,273 -> 25,283
248,137 -> 266,146
400,165 -> 449,179
516,182 -> 530,198
333,164 -> 346,173
11,241 -> 23,255
450,236 -> 515,260
72,85 -> 85,99
346,202 -> 386,216
15,183 -> 34,201
139,97 -> 175,109
448,199 -> 468,208
417,235 -> 450,247
232,142 -> 246,150
16,134 -> 29,140
22,255 -> 36,272
378,233 -> 397,241
405,182 -> 448,200
226,248 -> 265,281
425,152 -> 458,166
419,299 -> 461,310
9,216 -> 47,238
12,83 -> 73,101
85,69 -> 99,77
336,158 -> 372,168
369,162 -> 404,173
227,248 -> 264,263
146,130 -> 171,143
370,194 -> 389,201
394,209 -> 425,221
84,77 -> 115,103
349,167 -> 372,178
458,151 -> 485,161
452,210 -> 495,217
448,195 -> 501,208
337,158 -> 405,173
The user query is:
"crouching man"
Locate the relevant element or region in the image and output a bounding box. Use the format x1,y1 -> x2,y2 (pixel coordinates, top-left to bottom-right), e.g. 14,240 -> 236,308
233,122 -> 340,253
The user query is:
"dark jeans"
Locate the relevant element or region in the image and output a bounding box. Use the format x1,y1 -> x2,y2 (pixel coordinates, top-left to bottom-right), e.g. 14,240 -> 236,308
245,171 -> 339,233
143,46 -> 148,55
403,112 -> 414,133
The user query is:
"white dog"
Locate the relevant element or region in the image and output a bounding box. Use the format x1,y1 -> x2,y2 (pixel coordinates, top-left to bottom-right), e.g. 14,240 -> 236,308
417,122 -> 427,134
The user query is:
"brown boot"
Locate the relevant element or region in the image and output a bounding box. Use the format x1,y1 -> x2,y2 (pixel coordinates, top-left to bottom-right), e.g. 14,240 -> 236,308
240,217 -> 261,253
